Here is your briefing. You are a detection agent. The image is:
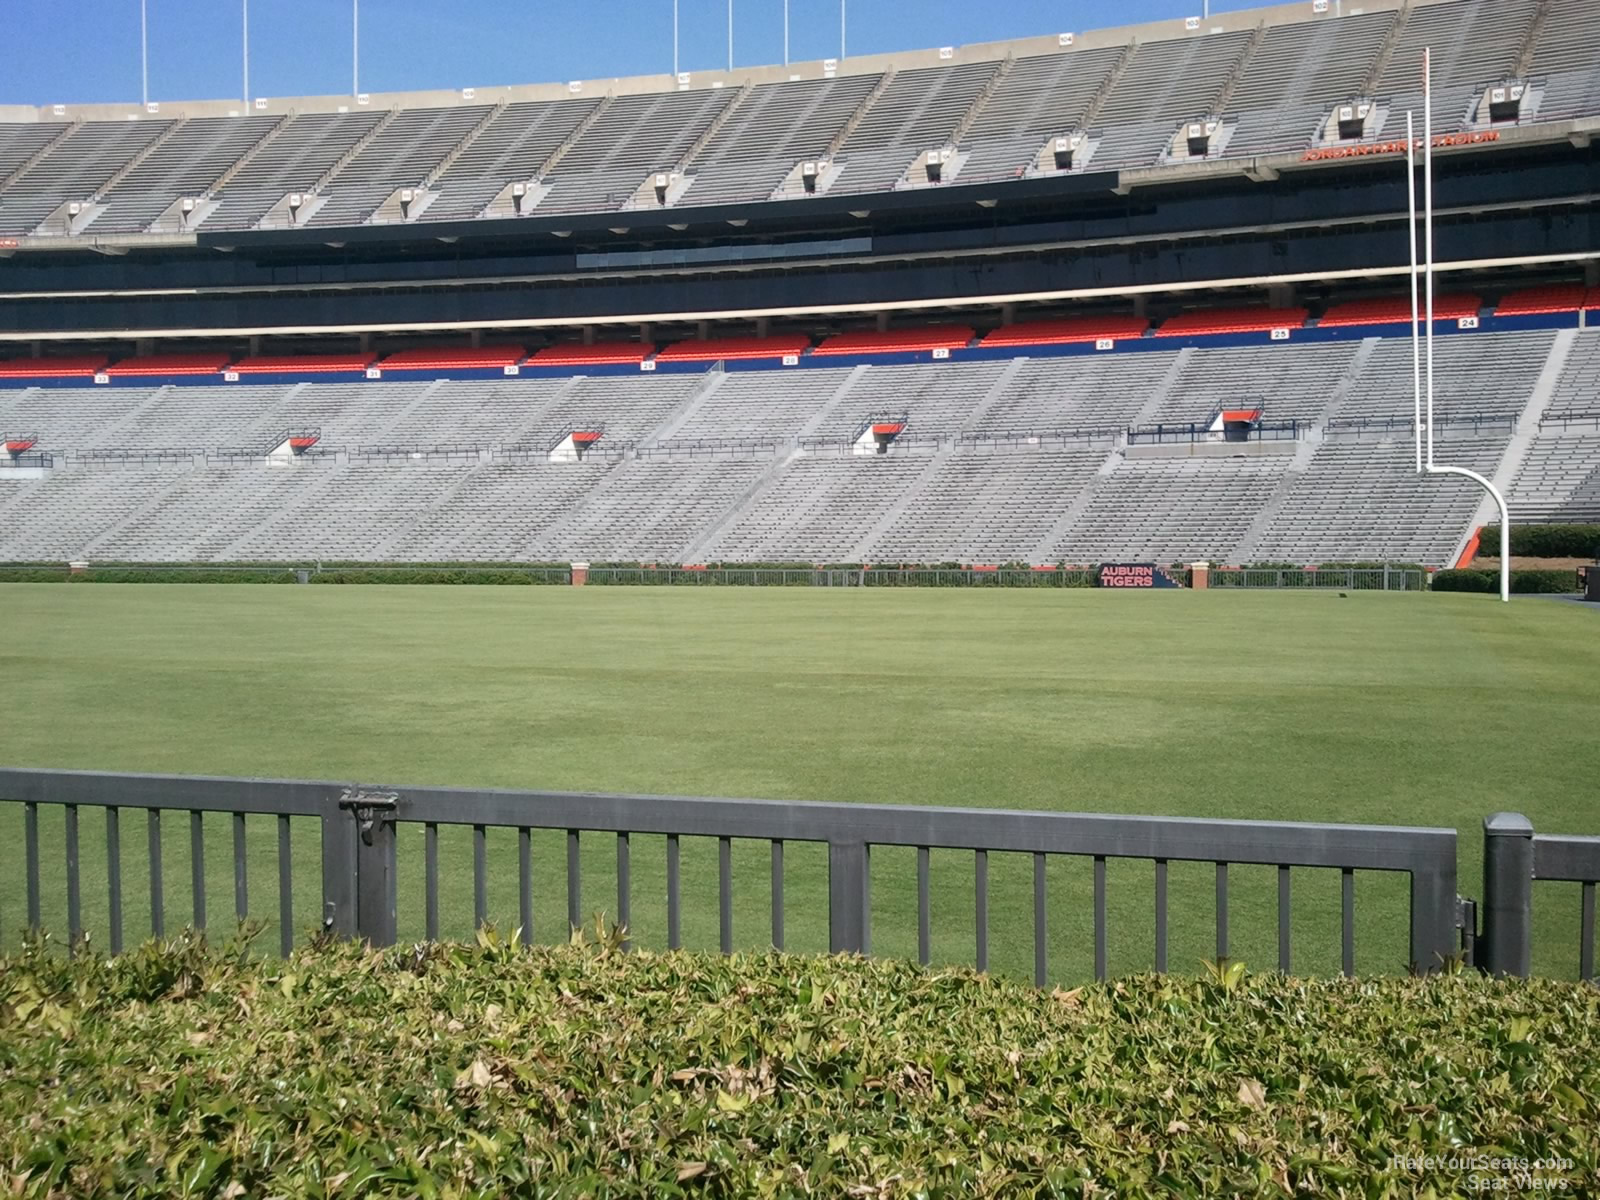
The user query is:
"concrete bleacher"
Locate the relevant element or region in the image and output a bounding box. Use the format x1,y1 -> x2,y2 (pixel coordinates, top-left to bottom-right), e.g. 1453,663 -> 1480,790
0,386 -> 166,449
421,98 -> 600,222
1153,342 -> 1359,425
1541,331 -> 1600,422
207,110 -> 387,231
1511,430 -> 1600,523
697,451 -> 933,563
1095,30 -> 1253,130
0,328 -> 1585,568
1249,436 -> 1505,564
539,458 -> 771,563
661,368 -> 855,445
305,104 -> 494,227
537,88 -> 738,215
0,120 -> 172,235
969,353 -> 1180,435
1055,455 -> 1289,566
683,74 -> 881,206
868,446 -> 1105,563
93,116 -> 279,234
1332,331 -> 1554,425
3,0 -> 1600,232
810,361 -> 1008,442
1225,11 -> 1393,158
957,45 -> 1124,179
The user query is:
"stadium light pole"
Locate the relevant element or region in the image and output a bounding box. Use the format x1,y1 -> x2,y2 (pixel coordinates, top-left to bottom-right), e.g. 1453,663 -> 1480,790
728,0 -> 733,72
353,0 -> 360,95
673,0 -> 679,77
841,0 -> 847,60
784,0 -> 789,65
242,0 -> 250,105
1409,48 -> 1511,602
140,0 -> 149,106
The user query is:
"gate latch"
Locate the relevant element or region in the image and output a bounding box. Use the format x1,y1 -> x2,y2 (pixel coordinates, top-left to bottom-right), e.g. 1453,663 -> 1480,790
339,788 -> 399,845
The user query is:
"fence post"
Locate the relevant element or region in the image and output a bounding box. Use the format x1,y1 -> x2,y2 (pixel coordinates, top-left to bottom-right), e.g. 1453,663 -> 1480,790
1482,812 -> 1534,977
320,804 -> 358,940
828,841 -> 870,954
326,789 -> 398,946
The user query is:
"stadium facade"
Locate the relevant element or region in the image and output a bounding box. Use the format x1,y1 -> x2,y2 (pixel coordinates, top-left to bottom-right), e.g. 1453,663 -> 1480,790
0,0 -> 1597,567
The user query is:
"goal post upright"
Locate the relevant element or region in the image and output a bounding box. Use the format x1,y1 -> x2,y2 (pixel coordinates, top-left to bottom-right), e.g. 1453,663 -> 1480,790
1410,47 -> 1511,602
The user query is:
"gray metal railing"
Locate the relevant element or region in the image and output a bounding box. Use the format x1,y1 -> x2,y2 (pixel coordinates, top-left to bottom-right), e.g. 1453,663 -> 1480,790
1482,813 -> 1599,982
0,767 -> 1465,981
1208,567 -> 1428,591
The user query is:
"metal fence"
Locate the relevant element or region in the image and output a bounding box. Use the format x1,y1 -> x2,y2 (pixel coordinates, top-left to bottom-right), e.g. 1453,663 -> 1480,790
1481,813 -> 1600,981
1208,567 -> 1428,591
0,767 -> 1481,983
582,567 -> 1100,588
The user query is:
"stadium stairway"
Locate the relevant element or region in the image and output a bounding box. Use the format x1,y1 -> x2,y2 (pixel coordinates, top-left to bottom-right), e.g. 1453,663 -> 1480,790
642,370 -> 734,447
849,444 -> 956,561
789,366 -> 873,443
1229,436 -> 1324,565
1025,446 -> 1121,564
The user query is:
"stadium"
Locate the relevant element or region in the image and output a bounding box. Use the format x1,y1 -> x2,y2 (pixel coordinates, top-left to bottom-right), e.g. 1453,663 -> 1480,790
1,0 -> 1599,1192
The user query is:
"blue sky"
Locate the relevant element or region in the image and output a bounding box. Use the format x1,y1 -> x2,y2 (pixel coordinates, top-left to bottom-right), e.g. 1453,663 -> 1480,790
2,0 -> 1269,107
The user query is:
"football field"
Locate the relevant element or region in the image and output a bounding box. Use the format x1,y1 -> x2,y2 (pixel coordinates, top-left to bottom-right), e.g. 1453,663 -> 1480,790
2,584 -> 1595,980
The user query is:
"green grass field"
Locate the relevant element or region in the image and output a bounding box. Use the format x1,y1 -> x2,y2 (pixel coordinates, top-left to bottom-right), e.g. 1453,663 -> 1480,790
1,584 -> 1595,981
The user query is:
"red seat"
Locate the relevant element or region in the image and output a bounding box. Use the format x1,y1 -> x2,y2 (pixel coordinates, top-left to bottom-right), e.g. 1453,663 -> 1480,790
232,353 -> 377,374
980,316 -> 1148,347
525,343 -> 651,366
811,325 -> 975,356
1318,294 -> 1480,327
379,346 -> 527,370
1157,307 -> 1308,336
1495,285 -> 1588,316
656,334 -> 811,362
106,352 -> 234,377
0,354 -> 109,379
1586,288 -> 1600,312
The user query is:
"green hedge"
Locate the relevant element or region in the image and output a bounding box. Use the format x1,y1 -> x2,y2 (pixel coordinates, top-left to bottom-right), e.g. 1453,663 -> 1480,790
308,568 -> 569,585
1476,524 -> 1600,560
2,933 -> 1595,1198
1433,568 -> 1580,594
0,567 -> 300,584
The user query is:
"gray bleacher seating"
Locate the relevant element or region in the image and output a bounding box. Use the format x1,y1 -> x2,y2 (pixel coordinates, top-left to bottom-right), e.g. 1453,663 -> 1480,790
662,368 -> 855,445
1250,435 -> 1504,564
683,73 -> 881,206
1226,10 -> 1393,157
969,353 -> 1180,435
0,120 -> 171,235
536,88 -> 738,215
421,98 -> 600,222
305,105 -> 493,227
957,45 -> 1123,180
2,0 -> 1600,231
1511,430 -> 1600,523
1154,343 -> 1360,425
0,328 -> 1583,569
829,61 -> 996,194
1055,455 -> 1288,565
1542,331 -> 1600,422
95,116 -> 279,234
206,110 -> 386,231
1095,30 -> 1253,129
1334,331 -> 1553,425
